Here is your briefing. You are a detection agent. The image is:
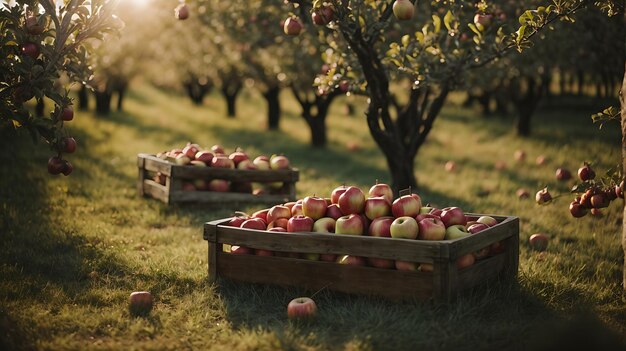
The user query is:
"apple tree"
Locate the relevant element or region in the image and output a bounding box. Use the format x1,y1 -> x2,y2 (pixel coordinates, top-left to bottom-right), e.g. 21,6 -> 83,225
0,0 -> 121,175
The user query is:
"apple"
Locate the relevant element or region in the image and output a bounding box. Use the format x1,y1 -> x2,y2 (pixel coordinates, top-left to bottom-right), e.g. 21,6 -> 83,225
153,172 -> 166,185
210,144 -> 225,154
47,156 -> 64,175
368,216 -> 394,237
338,186 -> 366,215
440,207 -> 466,227
194,151 -> 214,165
175,154 -> 191,165
415,213 -> 439,222
241,218 -> 267,231
325,204 -> 343,220
364,196 -> 391,220
211,155 -> 234,169
467,223 -> 490,234
368,257 -> 395,269
514,150 -> 526,162
555,167 -> 572,181
368,182 -> 394,204
267,217 -> 289,230
473,13 -> 493,30
311,6 -> 334,25
228,151 -> 249,167
236,159 -> 257,170
61,137 -> 77,153
227,216 -> 247,228
577,164 -> 595,181
395,261 -> 419,271
302,196 -> 327,220
291,203 -> 304,216
390,216 -> 418,239
616,181 -> 624,199
476,215 -> 498,227
255,249 -> 273,257
283,201 -> 297,212
335,214 -> 364,235
569,201 -> 588,218
193,179 -> 208,191
337,255 -> 366,266
313,217 -> 336,233
21,42 -> 39,59
60,106 -> 74,121
391,195 -> 421,218
182,182 -> 196,191
457,253 -> 476,269
253,156 -> 271,170
283,17 -> 303,36
590,193 -> 608,208
516,188 -> 530,199
445,224 -> 470,240
591,208 -> 602,217
251,209 -> 269,224
419,206 -> 434,215
267,205 -> 292,224
287,215 -> 314,232
25,16 -> 45,35
208,179 -> 229,192
287,297 -> 317,319
417,218 -> 446,240
129,291 -> 153,316
268,227 -> 287,232
61,160 -> 72,176
175,3 -> 189,20
444,160 -> 456,172
536,155 -> 547,165
418,263 -> 434,272
190,160 -> 206,167
535,188 -> 552,205
392,0 -> 414,20
529,233 -> 549,251
330,185 -> 349,204
182,143 -> 200,159
494,161 -> 507,170
270,155 -> 290,170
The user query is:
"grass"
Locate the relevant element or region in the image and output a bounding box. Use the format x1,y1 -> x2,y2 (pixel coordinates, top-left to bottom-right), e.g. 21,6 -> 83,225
1,84 -> 625,350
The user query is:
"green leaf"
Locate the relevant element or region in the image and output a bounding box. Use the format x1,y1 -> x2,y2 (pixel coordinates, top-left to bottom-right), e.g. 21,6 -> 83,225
443,10 -> 453,31
432,15 -> 441,33
516,25 -> 526,44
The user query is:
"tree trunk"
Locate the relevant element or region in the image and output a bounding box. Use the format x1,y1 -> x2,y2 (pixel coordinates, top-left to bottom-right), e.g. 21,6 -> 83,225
116,85 -> 126,112
78,84 -> 89,111
293,88 -> 337,148
94,91 -> 112,116
620,61 -> 626,290
478,91 -> 492,116
263,86 -> 281,130
512,76 -> 542,137
220,80 -> 242,118
35,98 -> 44,117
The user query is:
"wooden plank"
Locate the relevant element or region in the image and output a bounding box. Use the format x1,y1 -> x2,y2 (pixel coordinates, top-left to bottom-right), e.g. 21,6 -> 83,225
432,258 -> 457,302
217,252 -> 434,300
447,216 -> 519,259
171,165 -> 299,183
137,156 -> 146,197
215,226 -> 444,262
143,180 -> 168,203
208,242 -> 218,283
501,227 -> 520,281
140,154 -> 172,176
169,191 -> 292,205
204,218 -> 231,241
456,253 -> 507,291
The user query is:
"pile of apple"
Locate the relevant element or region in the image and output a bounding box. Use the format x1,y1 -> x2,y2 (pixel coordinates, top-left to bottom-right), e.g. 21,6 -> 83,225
225,182 -> 504,272
152,142 -> 291,193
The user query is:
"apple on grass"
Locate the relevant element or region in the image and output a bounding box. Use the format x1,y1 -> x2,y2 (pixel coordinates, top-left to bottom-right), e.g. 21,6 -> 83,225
338,186 -> 366,215
287,215 -> 314,232
287,297 -> 317,320
417,218 -> 446,240
129,291 -> 153,316
391,195 -> 421,218
445,224 -> 470,240
390,216 -> 418,239
335,214 -> 364,235
368,182 -> 394,204
440,207 -> 467,227
364,196 -> 391,220
529,233 -> 549,251
368,217 -> 394,237
302,196 -> 328,220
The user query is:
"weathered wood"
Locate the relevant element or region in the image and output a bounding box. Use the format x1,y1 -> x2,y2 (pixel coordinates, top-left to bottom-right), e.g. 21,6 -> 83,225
208,242 -> 218,283
169,191 -> 294,204
457,253 -> 507,290
137,156 -> 146,197
448,216 -> 519,260
217,253 -> 434,300
215,226 -> 444,262
171,166 -> 299,182
139,154 -> 172,176
143,180 -> 168,203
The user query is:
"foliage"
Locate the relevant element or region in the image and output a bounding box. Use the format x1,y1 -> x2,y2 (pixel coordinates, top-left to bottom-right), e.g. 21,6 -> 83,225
0,0 -> 121,161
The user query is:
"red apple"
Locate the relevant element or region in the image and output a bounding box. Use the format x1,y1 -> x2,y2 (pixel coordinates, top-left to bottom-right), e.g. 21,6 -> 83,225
311,6 -> 334,25
255,249 -> 273,256
241,218 -> 267,231
467,223 -> 489,234
211,144 -> 225,154
395,261 -> 419,271
325,204 -> 343,220
390,216 -> 418,239
175,154 -> 191,165
535,188 -> 552,205
417,218 -> 446,240
268,218 -> 289,230
444,160 -> 456,172
61,137 -> 77,153
536,155 -> 547,165
590,193 -> 608,208
440,207 -> 466,227
227,216 -> 247,228
335,214 -> 364,235
283,17 -> 303,36
253,156 -> 271,170
61,106 -> 74,121
337,255 -> 366,266
391,195 -> 421,218
267,205 -> 292,224
516,188 -> 530,199
236,159 -> 257,170
208,179 -> 229,192
368,182 -> 394,204
330,185 -> 349,204
25,16 -> 45,35
47,156 -> 64,175
270,155 -> 290,170
578,164 -> 595,181
291,203 -> 304,216
368,216 -> 394,237
175,3 -> 189,20
129,291 -> 153,316
569,201 -> 588,218
194,151 -> 214,165
529,233 -> 549,251
302,196 -> 328,220
230,245 -> 253,255
228,151 -> 249,166
338,186 -> 366,215
456,253 -> 476,269
287,297 -> 317,319
182,143 -> 200,159
312,217 -> 336,233
368,257 -> 395,269
415,213 -> 439,222
555,168 -> 572,181
211,155 -> 235,169
476,215 -> 497,227
287,215 -> 314,232
364,196 -> 391,220
21,42 -> 39,59
392,0 -> 414,20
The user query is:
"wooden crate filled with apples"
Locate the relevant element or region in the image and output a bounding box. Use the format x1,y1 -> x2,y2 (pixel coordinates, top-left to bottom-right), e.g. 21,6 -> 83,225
137,143 -> 298,205
203,182 -> 519,302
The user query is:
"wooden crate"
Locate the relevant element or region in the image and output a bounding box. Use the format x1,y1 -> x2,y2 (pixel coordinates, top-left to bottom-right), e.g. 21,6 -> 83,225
203,214 -> 519,302
137,153 -> 299,205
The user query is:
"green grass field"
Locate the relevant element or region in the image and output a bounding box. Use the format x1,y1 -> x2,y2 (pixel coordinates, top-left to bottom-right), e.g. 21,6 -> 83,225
1,84 -> 625,350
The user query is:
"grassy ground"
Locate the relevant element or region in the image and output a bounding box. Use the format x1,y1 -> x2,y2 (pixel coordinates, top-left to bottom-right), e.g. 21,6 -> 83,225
1,84 -> 625,350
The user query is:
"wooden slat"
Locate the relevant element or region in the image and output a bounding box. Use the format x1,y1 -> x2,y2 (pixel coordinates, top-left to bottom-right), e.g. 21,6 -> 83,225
171,164 -> 299,183
208,242 -> 218,282
143,180 -> 168,203
139,154 -> 172,176
456,253 -> 507,290
447,216 -> 519,259
137,156 -> 146,197
204,218 -> 231,241
214,226 -> 444,262
217,252 -> 434,300
169,191 -> 293,204
502,229 -> 520,280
